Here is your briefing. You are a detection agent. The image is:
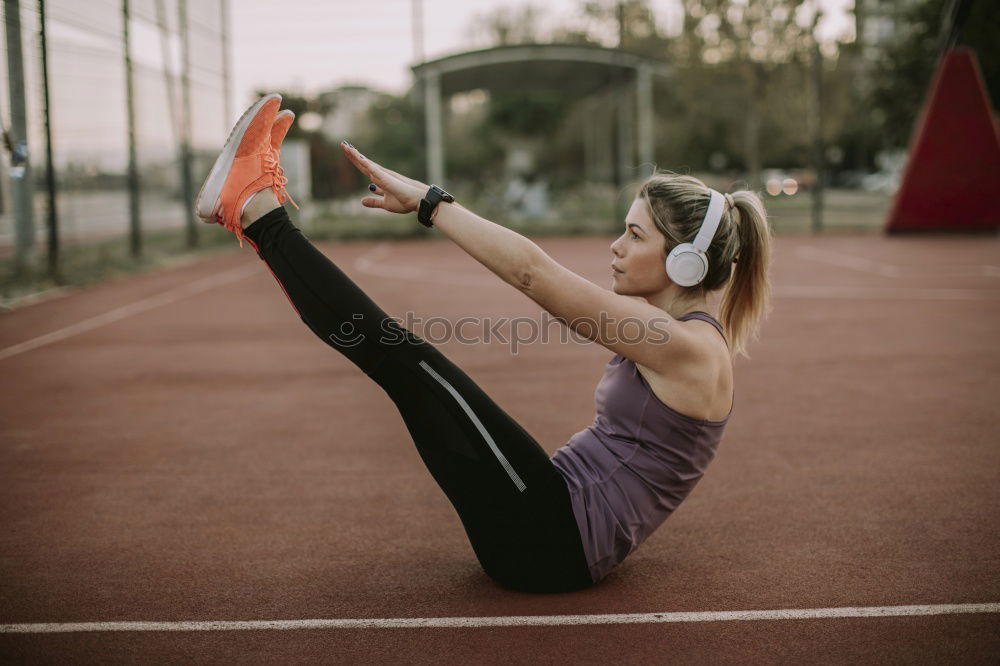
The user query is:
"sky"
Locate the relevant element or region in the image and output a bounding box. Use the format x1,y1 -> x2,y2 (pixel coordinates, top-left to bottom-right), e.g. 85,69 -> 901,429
230,0 -> 853,109
231,0 -> 598,104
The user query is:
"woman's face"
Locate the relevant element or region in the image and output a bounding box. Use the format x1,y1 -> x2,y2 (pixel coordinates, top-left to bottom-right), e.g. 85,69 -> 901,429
610,198 -> 670,295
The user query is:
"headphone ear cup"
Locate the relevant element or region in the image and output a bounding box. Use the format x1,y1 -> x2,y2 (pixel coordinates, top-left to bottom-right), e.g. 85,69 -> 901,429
666,244 -> 708,287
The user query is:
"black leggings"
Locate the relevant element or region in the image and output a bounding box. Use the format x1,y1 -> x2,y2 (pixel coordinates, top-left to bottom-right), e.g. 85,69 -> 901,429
242,207 -> 594,593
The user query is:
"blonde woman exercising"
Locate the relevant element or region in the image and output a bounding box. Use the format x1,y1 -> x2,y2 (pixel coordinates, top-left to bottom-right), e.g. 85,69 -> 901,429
196,94 -> 772,592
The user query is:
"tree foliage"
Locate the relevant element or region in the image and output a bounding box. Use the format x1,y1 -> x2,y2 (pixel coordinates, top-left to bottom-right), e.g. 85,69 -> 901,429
469,3 -> 546,46
869,0 -> 1000,150
294,0 -> 1000,199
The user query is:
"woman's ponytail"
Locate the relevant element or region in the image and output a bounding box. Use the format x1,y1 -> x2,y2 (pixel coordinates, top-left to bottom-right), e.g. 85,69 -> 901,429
718,191 -> 772,360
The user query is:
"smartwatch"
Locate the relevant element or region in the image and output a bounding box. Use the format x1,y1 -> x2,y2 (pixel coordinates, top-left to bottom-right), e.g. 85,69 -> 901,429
417,184 -> 455,228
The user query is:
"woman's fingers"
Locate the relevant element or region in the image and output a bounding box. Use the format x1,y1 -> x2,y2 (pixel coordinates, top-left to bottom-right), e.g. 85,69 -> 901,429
342,142 -> 384,178
340,141 -> 422,214
342,142 -> 408,190
340,141 -> 368,173
359,158 -> 392,190
385,167 -> 425,190
340,143 -> 384,187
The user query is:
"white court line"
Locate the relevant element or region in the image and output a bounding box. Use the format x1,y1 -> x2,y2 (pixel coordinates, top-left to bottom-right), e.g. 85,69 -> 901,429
356,243 -> 999,301
796,246 -> 901,277
2,603 -> 997,634
0,264 -> 258,362
772,284 -> 1000,300
0,242 -> 493,366
795,245 -> 1000,279
3,243 -> 995,366
352,242 -> 500,287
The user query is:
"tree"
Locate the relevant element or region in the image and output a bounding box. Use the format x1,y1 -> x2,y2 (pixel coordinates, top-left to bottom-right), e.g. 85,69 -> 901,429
469,3 -> 546,46
868,0 -> 1000,152
673,0 -> 816,188
558,0 -> 662,50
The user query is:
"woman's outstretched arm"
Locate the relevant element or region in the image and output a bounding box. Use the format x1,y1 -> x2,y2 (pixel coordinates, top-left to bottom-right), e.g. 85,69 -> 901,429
339,141 -> 543,290
428,201 -> 543,290
339,141 -> 703,370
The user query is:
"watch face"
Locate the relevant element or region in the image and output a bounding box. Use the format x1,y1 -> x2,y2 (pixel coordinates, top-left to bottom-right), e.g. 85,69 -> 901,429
431,185 -> 454,202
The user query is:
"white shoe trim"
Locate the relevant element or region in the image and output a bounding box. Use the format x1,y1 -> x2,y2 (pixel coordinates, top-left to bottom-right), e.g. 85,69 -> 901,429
194,93 -> 281,221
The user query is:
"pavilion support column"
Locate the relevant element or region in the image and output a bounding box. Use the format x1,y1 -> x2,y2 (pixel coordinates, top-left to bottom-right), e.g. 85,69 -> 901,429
611,84 -> 634,227
583,97 -> 601,181
615,79 -> 634,192
636,64 -> 654,179
423,70 -> 444,185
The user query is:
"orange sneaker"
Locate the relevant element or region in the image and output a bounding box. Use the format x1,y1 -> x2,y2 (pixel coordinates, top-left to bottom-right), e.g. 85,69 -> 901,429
195,93 -> 283,247
267,109 -> 299,210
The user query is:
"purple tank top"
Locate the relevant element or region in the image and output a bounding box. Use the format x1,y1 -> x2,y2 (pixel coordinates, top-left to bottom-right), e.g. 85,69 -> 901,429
550,311 -> 732,583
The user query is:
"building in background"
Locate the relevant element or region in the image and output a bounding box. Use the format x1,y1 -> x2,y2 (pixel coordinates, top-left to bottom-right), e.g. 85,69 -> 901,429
317,84 -> 390,143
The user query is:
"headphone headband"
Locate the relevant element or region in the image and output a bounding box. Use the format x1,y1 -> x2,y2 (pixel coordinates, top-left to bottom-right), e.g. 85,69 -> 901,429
692,189 -> 725,252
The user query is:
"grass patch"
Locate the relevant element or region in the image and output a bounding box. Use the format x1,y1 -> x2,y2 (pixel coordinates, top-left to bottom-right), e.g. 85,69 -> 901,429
0,224 -> 239,309
2,188 -> 891,309
303,212 -> 432,241
763,189 -> 891,234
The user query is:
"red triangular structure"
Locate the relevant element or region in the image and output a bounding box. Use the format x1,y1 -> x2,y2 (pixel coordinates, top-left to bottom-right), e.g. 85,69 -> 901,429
886,47 -> 1000,233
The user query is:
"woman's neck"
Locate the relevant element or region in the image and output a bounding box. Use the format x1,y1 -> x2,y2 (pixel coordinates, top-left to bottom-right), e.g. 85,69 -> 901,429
646,287 -> 711,320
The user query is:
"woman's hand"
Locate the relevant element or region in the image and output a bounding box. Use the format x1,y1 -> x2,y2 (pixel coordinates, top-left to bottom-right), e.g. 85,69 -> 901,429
340,141 -> 428,214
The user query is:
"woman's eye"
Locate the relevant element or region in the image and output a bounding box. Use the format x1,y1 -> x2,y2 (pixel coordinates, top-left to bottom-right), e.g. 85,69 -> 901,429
630,232 -> 640,240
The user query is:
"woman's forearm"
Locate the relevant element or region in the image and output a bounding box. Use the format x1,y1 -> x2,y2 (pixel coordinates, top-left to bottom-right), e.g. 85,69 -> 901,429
339,143 -> 541,286
430,201 -> 542,290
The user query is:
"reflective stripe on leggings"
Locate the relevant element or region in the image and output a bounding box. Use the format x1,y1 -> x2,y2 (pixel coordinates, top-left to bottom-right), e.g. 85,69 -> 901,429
418,360 -> 527,492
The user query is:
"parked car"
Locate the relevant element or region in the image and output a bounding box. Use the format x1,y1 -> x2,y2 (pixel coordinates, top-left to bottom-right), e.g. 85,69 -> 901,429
860,171 -> 900,194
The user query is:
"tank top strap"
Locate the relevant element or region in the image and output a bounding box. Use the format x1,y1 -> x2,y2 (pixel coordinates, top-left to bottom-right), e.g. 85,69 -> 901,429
678,311 -> 728,347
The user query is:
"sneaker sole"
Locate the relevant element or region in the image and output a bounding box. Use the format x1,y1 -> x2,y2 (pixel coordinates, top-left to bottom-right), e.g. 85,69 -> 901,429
194,93 -> 282,221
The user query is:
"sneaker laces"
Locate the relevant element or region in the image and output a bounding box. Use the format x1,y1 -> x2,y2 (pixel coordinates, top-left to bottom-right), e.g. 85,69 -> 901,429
264,148 -> 299,210
214,147 -> 299,251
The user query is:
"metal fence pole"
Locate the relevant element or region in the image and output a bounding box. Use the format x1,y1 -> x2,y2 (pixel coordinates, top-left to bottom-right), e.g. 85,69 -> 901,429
220,0 -> 231,125
810,6 -> 825,233
178,0 -> 196,247
3,0 -> 36,274
611,79 -> 625,231
38,0 -> 59,277
122,0 -> 141,259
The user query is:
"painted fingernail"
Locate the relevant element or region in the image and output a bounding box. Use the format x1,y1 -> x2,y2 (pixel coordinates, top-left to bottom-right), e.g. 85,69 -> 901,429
368,184 -> 377,192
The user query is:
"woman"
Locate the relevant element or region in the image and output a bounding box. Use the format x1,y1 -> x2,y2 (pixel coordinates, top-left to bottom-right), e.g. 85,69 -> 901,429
196,94 -> 771,593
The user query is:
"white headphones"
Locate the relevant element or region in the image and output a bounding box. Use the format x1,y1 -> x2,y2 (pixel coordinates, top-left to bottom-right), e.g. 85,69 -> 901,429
664,189 -> 726,287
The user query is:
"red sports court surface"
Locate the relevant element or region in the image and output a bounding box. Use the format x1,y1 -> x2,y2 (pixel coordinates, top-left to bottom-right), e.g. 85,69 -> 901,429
1,232 -> 998,663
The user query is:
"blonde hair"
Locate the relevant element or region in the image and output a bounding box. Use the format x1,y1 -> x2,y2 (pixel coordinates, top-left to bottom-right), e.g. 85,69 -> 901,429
637,172 -> 773,360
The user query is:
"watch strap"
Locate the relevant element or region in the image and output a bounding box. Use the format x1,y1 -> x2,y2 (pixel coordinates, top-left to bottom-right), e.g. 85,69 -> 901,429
417,185 -> 454,227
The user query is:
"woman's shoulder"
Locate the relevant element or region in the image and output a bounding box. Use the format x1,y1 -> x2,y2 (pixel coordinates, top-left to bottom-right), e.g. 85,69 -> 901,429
637,317 -> 733,421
